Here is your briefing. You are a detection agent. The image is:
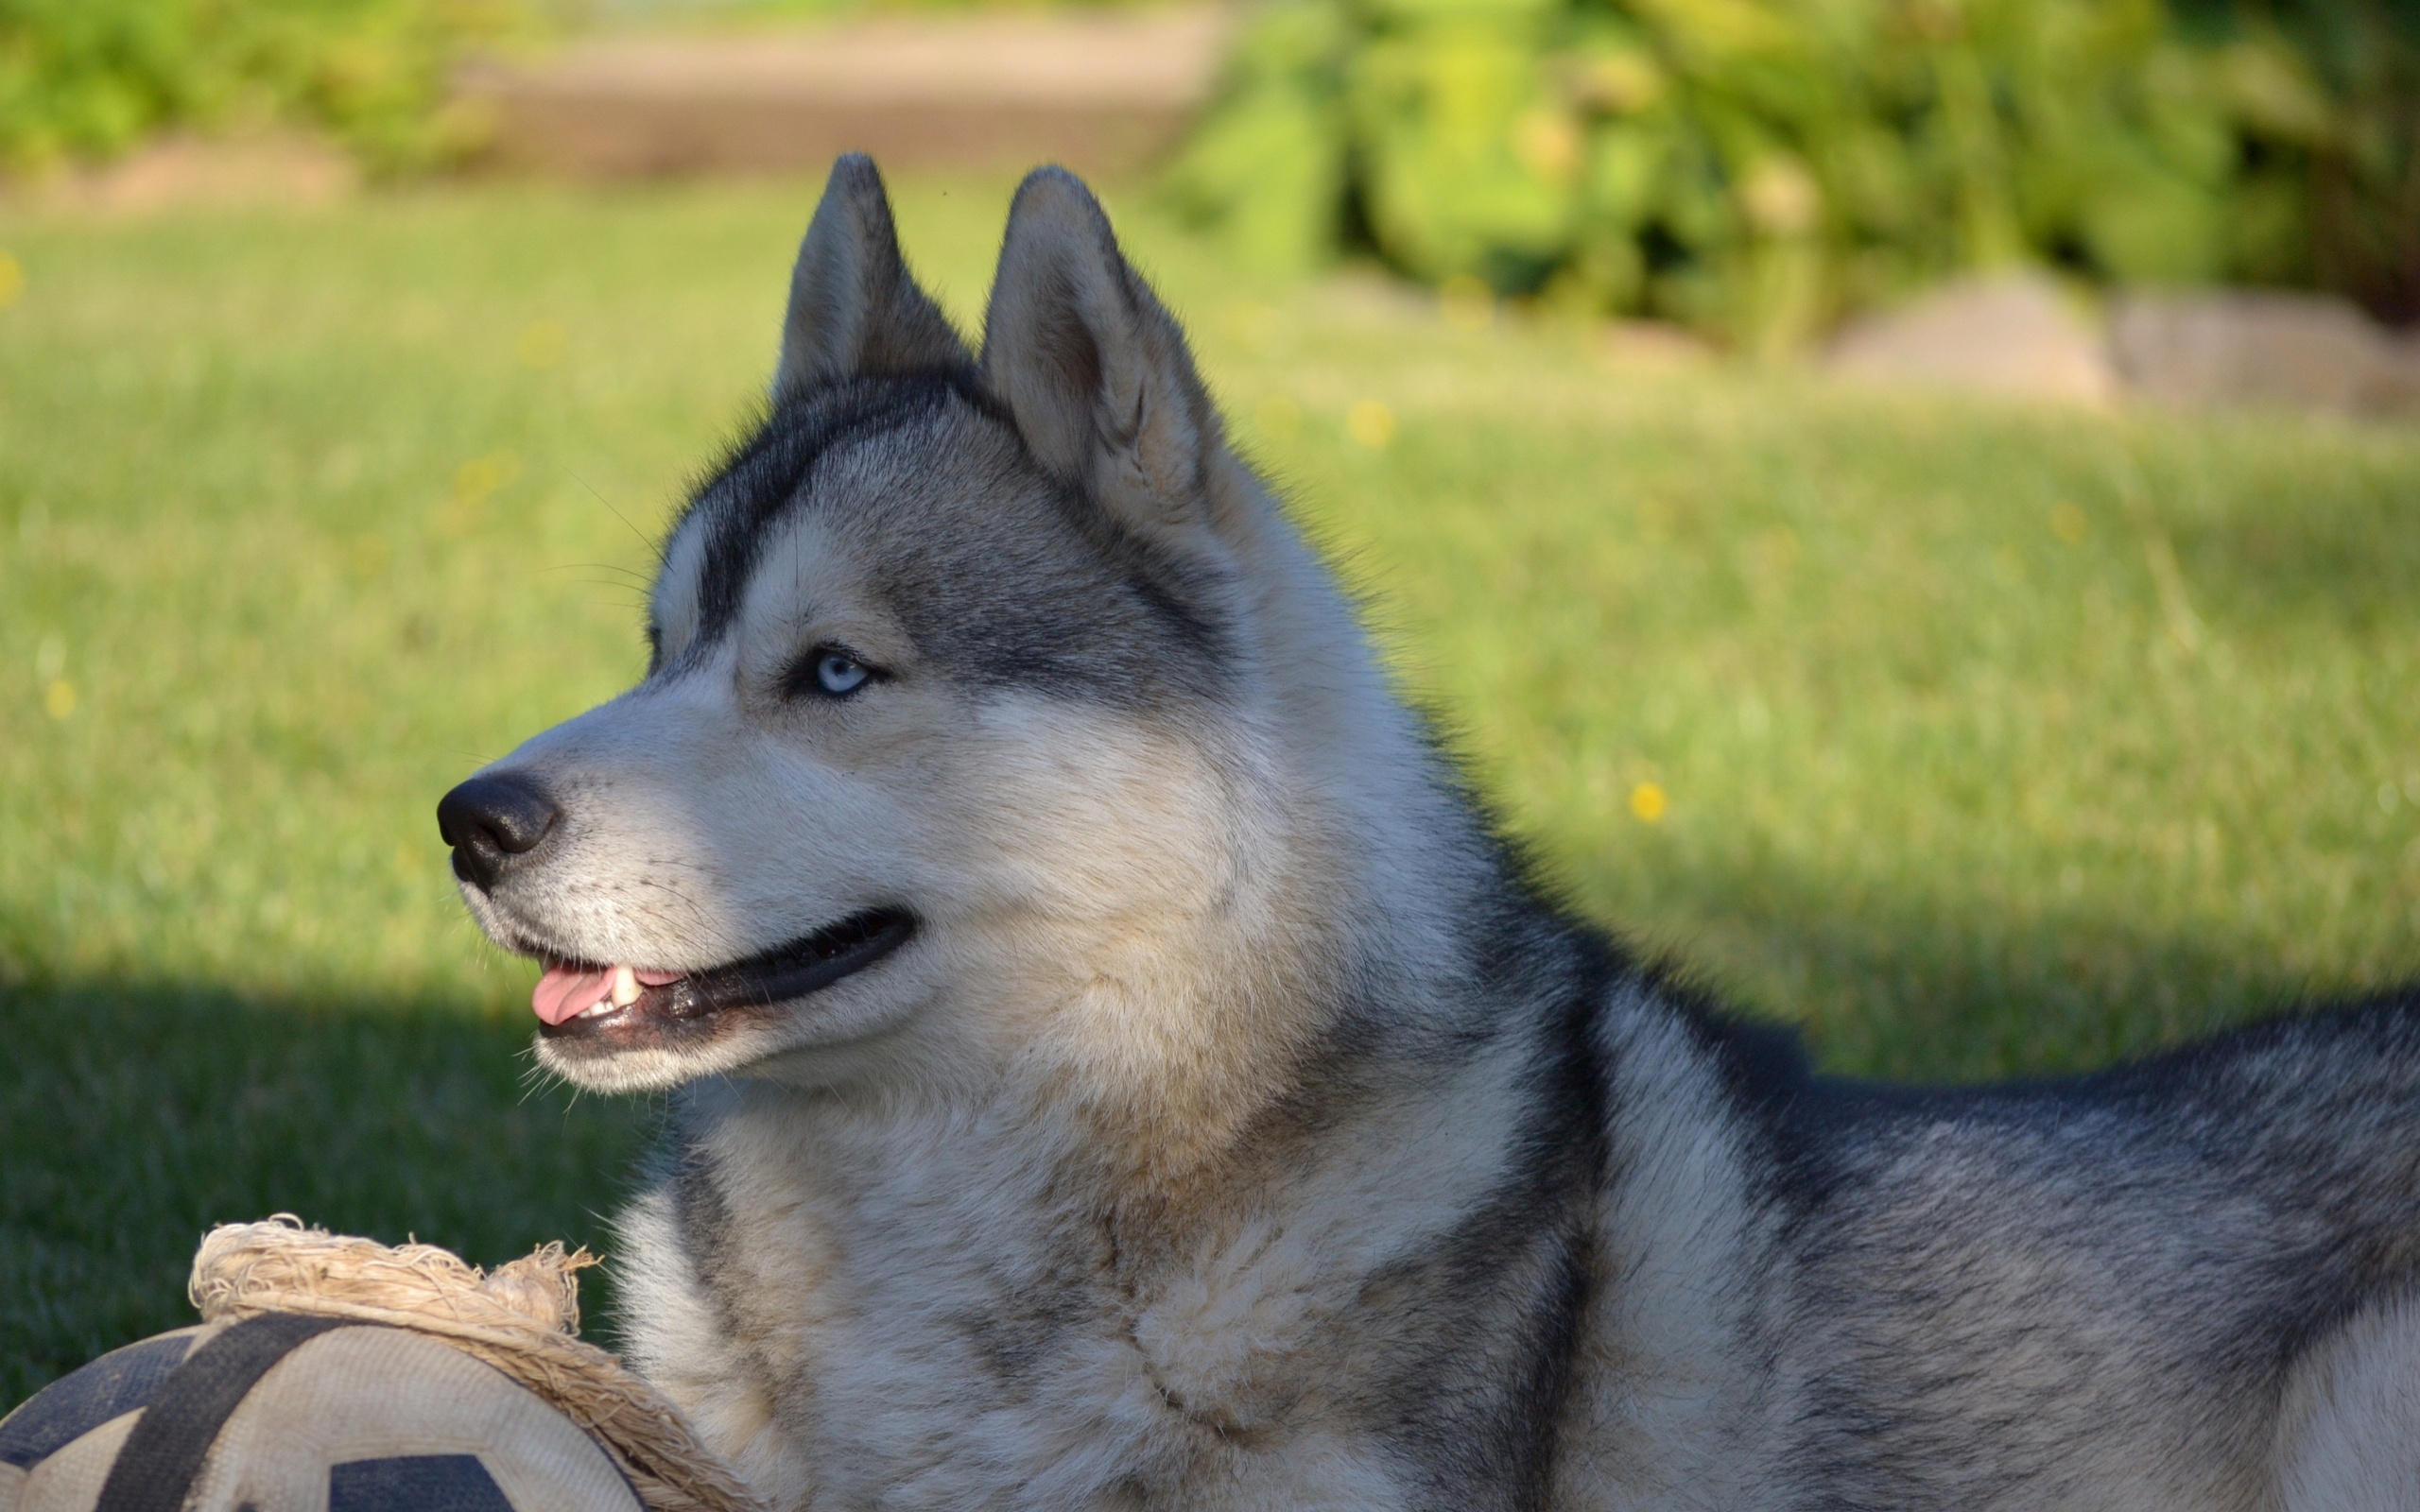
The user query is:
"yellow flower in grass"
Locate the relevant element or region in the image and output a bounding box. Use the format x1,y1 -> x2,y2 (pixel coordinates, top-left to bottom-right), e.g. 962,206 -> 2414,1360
515,318 -> 566,369
441,452 -> 521,535
1346,400 -> 1397,450
1629,781 -> 1668,822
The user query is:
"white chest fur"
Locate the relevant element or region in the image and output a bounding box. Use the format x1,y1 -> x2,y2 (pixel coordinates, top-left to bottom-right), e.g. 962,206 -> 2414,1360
610,1052 -> 1545,1512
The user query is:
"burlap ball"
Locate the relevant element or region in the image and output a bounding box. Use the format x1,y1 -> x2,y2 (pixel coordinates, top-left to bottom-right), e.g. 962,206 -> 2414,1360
0,1315 -> 647,1512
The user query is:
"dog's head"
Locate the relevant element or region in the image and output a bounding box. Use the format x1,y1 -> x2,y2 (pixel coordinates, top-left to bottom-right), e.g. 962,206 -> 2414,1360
441,159 -> 1383,1095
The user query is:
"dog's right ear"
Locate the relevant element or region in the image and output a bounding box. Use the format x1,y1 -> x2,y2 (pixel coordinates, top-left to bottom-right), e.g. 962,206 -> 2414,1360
772,155 -> 970,404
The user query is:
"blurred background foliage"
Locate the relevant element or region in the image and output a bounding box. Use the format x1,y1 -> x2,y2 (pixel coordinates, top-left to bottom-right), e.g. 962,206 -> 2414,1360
7,0 -> 2415,341
1167,0 -> 2420,346
0,0 -> 538,173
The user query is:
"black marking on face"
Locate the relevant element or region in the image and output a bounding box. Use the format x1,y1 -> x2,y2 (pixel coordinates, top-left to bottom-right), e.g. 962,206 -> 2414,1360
658,370 -> 1234,708
675,370 -> 1002,653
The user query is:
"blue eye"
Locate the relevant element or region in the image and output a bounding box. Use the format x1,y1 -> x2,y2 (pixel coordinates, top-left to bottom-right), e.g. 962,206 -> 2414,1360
781,644 -> 883,701
813,649 -> 869,696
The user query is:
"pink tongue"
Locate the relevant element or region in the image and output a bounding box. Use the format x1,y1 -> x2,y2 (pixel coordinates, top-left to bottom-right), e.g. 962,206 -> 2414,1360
534,965 -> 611,1026
532,964 -> 688,1025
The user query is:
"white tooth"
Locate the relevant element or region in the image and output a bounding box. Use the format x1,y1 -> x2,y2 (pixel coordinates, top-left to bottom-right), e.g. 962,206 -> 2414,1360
579,999 -> 614,1020
611,966 -> 641,1007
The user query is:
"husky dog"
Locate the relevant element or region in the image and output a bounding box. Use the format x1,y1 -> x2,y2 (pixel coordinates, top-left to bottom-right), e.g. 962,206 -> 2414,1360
440,156 -> 2420,1510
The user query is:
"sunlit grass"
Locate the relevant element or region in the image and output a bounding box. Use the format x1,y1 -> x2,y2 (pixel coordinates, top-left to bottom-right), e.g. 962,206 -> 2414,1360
4,172 -> 2416,1393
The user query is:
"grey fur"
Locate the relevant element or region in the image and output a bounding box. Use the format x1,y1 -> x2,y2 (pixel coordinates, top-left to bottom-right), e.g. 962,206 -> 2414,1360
773,155 -> 970,405
445,161 -> 2420,1511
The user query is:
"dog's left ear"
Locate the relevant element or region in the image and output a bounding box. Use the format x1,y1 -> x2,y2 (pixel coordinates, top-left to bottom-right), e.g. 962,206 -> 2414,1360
774,154 -> 971,405
981,168 -> 1228,547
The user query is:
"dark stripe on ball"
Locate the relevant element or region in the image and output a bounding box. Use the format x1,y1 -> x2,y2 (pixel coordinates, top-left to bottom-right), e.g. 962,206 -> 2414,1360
329,1454 -> 517,1512
0,1332 -> 199,1469
94,1313 -> 351,1512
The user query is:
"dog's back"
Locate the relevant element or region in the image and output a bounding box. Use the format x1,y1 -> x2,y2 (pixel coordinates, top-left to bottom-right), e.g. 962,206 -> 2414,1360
1551,992 -> 2420,1509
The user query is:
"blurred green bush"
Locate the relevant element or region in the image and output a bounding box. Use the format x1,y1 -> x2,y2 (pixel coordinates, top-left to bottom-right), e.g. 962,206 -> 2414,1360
0,0 -> 537,174
1168,0 -> 2420,346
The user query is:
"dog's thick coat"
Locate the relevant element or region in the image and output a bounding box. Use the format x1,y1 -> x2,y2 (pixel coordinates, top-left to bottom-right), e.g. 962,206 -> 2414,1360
445,158 -> 2420,1510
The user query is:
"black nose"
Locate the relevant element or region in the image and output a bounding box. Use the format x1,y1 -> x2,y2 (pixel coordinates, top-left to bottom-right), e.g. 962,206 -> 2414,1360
437,772 -> 562,890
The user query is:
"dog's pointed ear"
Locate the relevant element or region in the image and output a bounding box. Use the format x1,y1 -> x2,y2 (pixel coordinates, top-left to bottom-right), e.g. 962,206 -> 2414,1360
981,168 -> 1226,542
773,155 -> 969,404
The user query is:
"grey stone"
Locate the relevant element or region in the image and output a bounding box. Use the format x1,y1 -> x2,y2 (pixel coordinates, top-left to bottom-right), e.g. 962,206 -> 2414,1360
1823,273 -> 2117,404
2110,290 -> 2420,419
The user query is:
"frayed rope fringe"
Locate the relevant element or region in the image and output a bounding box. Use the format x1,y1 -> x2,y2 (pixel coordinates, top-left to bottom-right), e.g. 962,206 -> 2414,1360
191,1216 -> 767,1512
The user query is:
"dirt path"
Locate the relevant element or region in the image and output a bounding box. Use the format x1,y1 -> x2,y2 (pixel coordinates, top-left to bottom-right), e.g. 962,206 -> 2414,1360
458,7 -> 1232,178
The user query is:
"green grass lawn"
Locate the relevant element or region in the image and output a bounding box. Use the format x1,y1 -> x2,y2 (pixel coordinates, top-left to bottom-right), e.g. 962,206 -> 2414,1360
4,172 -> 2417,1399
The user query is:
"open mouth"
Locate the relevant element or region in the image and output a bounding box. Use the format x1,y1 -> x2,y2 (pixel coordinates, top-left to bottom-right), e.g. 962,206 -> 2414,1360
531,906 -> 916,1044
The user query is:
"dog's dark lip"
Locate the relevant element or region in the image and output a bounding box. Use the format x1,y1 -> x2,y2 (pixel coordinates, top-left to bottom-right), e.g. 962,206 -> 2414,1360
535,906 -> 916,1043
